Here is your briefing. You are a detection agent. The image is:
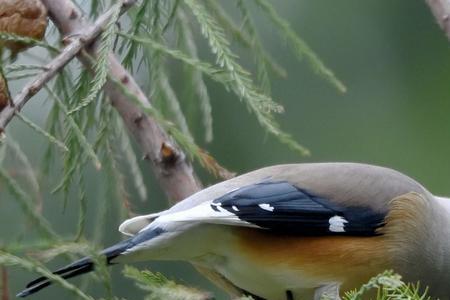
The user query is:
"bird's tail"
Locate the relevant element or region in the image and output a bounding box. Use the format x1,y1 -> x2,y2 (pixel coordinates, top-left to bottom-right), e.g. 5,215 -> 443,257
16,238 -> 134,297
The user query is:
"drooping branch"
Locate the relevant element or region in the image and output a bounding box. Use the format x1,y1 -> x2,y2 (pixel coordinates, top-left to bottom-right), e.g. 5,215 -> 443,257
426,0 -> 450,40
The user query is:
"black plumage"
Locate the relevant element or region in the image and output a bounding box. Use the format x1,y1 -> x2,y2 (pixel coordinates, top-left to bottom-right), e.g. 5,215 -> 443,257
17,229 -> 165,297
212,181 -> 385,236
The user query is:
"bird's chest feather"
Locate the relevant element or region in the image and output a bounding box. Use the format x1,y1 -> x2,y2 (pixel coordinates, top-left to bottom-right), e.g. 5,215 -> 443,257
206,228 -> 390,299
194,251 -> 317,300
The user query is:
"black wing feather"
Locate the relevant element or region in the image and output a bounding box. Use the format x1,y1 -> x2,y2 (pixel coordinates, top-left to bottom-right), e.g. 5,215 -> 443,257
212,181 -> 385,236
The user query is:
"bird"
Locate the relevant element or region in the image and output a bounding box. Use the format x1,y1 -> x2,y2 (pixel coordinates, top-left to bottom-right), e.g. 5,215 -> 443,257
16,162 -> 450,300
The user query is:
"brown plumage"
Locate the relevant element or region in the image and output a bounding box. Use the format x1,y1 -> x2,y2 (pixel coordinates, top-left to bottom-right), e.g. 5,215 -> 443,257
235,228 -> 389,294
0,0 -> 48,60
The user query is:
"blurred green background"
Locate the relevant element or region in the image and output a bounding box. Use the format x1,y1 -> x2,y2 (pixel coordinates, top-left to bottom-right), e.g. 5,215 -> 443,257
3,0 -> 450,299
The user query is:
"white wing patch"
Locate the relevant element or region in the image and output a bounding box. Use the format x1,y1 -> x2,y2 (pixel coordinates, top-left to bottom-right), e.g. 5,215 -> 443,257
328,215 -> 348,233
151,201 -> 260,229
258,203 -> 274,212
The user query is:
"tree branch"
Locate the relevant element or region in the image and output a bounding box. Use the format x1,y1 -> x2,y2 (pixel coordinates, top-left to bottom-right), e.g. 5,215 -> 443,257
42,0 -> 201,201
4,0 -> 239,296
0,1 -> 134,131
43,0 -> 243,295
426,0 -> 450,40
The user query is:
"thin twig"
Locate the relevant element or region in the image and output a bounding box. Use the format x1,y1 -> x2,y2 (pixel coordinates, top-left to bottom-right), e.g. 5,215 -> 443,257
0,0 -> 135,131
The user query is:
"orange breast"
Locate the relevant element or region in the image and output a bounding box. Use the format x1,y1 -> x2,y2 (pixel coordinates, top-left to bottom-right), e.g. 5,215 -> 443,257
234,228 -> 391,293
